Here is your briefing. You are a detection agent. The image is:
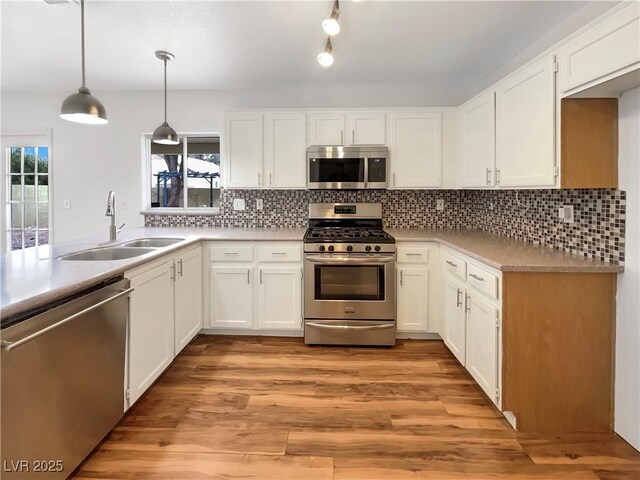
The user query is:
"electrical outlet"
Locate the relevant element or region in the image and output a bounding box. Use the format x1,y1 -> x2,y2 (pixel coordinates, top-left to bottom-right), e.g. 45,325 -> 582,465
63,199 -> 71,209
558,205 -> 574,223
256,199 -> 263,210
436,199 -> 445,211
233,199 -> 246,211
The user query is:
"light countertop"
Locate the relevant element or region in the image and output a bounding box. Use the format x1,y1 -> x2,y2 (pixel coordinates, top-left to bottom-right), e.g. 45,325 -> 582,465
1,226 -> 621,325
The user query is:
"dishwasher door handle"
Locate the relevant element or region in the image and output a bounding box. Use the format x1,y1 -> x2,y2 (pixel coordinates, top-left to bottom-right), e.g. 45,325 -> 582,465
1,287 -> 134,352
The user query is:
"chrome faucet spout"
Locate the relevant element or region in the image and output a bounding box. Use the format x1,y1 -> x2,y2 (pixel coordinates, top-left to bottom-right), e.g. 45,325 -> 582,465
105,191 -> 120,242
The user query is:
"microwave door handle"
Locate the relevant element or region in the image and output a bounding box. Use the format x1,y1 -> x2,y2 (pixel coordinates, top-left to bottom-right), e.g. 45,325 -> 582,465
364,154 -> 369,188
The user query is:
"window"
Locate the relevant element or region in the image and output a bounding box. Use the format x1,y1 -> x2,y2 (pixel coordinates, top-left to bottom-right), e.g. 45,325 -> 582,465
6,145 -> 50,250
147,135 -> 220,210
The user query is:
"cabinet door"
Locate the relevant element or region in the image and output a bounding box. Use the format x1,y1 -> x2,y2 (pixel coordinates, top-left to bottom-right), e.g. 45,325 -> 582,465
459,91 -> 496,188
174,248 -> 203,354
346,112 -> 386,145
443,277 -> 466,365
389,112 -> 442,188
495,56 -> 556,187
222,112 -> 264,188
209,265 -> 254,328
557,4 -> 640,93
308,113 -> 345,145
257,266 -> 303,330
128,260 -> 175,405
397,265 -> 429,331
265,112 -> 307,188
466,293 -> 499,406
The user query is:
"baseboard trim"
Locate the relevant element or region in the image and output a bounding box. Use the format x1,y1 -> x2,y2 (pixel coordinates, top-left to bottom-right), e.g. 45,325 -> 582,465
396,332 -> 442,340
200,328 -> 303,337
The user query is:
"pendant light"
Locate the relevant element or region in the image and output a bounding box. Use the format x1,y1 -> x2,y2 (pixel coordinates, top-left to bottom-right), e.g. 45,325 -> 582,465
317,38 -> 334,67
322,1 -> 341,36
60,0 -> 108,125
152,50 -> 179,145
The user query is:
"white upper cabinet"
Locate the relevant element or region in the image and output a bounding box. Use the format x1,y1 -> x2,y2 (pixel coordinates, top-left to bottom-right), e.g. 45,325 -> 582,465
458,91 -> 496,188
265,112 -> 307,188
308,113 -> 345,146
388,112 -> 442,188
557,3 -> 640,94
346,112 -> 386,145
222,112 -> 264,188
495,56 -> 556,188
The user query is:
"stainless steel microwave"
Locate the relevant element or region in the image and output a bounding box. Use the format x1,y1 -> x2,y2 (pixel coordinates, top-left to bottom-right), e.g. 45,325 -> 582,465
307,146 -> 388,190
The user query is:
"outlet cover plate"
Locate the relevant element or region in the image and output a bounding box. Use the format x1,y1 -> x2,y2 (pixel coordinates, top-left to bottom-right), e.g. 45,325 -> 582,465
436,199 -> 445,211
233,199 -> 246,211
256,199 -> 263,210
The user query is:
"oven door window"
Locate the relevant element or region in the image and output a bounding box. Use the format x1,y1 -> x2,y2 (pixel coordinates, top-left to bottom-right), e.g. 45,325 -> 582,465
315,264 -> 385,301
308,158 -> 364,183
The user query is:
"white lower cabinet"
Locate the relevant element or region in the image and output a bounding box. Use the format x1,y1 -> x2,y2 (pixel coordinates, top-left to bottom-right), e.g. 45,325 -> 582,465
441,249 -> 502,407
206,242 -> 303,333
258,266 -> 303,330
397,265 -> 429,332
126,245 -> 202,407
210,266 -> 254,328
466,292 -> 499,402
443,275 -> 466,364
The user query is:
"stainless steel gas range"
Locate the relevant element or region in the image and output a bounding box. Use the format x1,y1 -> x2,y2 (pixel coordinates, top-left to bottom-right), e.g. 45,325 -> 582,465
303,203 -> 396,346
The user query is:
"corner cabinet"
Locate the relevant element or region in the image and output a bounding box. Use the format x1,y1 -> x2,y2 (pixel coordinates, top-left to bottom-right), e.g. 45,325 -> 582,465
125,245 -> 203,407
388,112 -> 442,188
205,241 -> 304,334
495,56 -> 557,188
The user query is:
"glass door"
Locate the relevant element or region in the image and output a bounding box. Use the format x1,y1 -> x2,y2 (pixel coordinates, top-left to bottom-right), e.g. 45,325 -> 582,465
314,264 -> 385,301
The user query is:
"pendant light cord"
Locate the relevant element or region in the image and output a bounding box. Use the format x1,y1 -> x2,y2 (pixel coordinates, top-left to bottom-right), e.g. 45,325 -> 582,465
163,59 -> 168,122
80,0 -> 86,87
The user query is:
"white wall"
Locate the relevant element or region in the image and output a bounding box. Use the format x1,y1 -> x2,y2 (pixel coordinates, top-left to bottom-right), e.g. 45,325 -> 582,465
616,86 -> 640,451
1,86 -> 459,243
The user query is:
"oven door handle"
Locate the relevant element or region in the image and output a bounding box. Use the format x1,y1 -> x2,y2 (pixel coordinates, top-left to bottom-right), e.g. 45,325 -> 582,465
306,322 -> 394,331
305,255 -> 395,264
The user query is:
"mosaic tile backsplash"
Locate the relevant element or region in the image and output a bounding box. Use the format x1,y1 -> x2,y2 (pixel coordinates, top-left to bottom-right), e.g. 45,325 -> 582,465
145,188 -> 626,264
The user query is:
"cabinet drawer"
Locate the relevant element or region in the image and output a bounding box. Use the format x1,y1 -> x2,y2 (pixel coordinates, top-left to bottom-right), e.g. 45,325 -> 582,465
467,263 -> 498,300
443,252 -> 466,280
210,245 -> 254,262
257,244 -> 302,263
397,245 -> 429,264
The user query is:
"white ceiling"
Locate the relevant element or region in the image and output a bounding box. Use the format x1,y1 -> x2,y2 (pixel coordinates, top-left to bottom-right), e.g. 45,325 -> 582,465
0,0 -> 612,95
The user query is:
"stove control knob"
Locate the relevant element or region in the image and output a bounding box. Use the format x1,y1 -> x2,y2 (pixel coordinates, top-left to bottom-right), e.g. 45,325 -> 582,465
318,245 -> 325,252
375,245 -> 381,252
328,245 -> 335,252
365,245 -> 372,252
347,245 -> 353,252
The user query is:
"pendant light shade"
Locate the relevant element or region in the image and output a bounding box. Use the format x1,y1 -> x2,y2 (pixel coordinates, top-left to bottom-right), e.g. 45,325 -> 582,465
152,50 -> 179,145
60,0 -> 108,125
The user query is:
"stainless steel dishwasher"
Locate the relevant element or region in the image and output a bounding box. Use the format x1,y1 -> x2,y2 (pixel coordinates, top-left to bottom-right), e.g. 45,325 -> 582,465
1,279 -> 132,479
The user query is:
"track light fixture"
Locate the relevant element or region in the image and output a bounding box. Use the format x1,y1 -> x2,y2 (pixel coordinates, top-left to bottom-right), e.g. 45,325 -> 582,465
317,38 -> 334,67
322,0 -> 341,36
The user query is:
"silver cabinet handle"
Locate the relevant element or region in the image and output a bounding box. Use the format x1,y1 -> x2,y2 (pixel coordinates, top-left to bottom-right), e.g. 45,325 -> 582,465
257,172 -> 261,186
393,172 -> 396,186
271,252 -> 287,255
495,168 -> 501,185
223,252 -> 238,255
446,260 -> 457,267
341,130 -> 344,145
269,173 -> 273,186
469,273 -> 484,282
1,288 -> 134,352
465,294 -> 471,312
259,269 -> 263,284
247,269 -> 251,284
406,253 -> 422,256
400,270 -> 403,286
352,129 -> 355,144
486,168 -> 492,185
456,288 -> 462,307
170,264 -> 176,281
177,259 -> 183,277
306,322 -> 394,331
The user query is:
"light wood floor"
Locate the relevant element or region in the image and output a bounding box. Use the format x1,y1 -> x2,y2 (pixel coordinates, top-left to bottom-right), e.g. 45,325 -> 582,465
74,336 -> 639,480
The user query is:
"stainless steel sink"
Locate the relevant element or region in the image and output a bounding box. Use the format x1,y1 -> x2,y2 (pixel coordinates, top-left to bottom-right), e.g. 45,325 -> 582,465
121,238 -> 185,248
58,247 -> 155,261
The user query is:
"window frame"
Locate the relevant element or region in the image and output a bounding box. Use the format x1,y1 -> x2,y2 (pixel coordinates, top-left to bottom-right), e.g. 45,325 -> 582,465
1,131 -> 53,254
141,132 -> 221,214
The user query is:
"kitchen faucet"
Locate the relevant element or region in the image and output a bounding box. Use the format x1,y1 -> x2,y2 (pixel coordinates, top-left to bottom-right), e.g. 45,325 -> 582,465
105,191 -> 125,242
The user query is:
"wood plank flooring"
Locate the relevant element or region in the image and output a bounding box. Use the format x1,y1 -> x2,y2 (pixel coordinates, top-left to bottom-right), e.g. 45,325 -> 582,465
73,336 -> 640,480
